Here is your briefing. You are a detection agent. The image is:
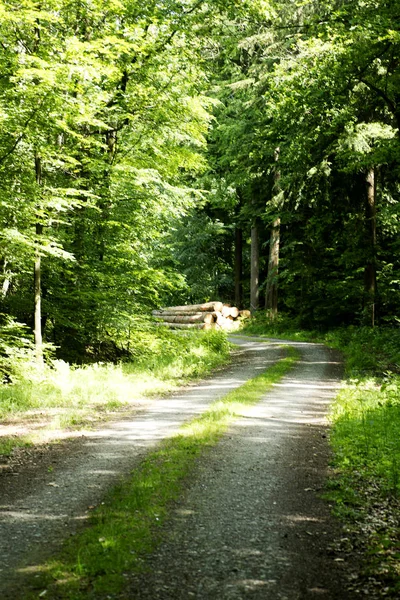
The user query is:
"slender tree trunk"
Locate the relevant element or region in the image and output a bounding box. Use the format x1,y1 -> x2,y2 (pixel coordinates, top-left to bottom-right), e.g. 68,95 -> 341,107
265,148 -> 281,319
0,259 -> 11,298
34,153 -> 43,363
364,167 -> 377,327
250,220 -> 259,313
1,276 -> 10,298
234,226 -> 243,309
265,218 -> 280,317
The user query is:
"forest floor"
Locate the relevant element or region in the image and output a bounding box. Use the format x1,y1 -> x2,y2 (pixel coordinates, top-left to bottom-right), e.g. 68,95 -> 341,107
0,336 -> 361,599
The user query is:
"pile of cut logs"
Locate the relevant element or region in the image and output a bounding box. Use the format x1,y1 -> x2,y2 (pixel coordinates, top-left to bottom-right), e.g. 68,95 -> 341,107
152,301 -> 251,331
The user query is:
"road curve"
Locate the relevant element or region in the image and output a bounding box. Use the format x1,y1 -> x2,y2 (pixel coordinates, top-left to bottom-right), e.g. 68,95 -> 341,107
0,336 -> 282,597
124,336 -> 352,599
0,336 -> 352,599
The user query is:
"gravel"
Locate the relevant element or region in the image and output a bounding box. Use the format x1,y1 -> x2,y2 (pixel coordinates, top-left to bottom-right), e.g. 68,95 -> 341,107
124,338 -> 354,599
0,337 -> 356,599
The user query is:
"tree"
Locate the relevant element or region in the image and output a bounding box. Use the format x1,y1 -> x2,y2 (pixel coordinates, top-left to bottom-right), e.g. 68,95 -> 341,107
0,0 -> 220,360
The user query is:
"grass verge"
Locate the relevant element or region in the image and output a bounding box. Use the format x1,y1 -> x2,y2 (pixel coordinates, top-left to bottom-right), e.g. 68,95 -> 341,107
0,330 -> 231,457
21,346 -> 298,600
325,374 -> 400,596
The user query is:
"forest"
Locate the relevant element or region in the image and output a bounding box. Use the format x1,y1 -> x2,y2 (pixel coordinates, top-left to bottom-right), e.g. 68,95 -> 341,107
1,1 -> 400,597
0,0 -> 399,368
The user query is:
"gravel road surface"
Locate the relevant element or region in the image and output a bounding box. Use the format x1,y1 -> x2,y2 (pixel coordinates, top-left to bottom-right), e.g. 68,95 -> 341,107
0,337 -> 282,597
125,337 -> 351,599
0,336 -> 353,599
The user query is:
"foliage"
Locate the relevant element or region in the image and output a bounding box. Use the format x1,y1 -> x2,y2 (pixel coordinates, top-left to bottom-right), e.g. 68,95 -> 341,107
0,314 -> 38,381
324,326 -> 400,377
331,376 -> 400,495
182,0 -> 400,326
0,0 -> 221,361
327,350 -> 400,595
0,0 -> 399,355
168,209 -> 236,304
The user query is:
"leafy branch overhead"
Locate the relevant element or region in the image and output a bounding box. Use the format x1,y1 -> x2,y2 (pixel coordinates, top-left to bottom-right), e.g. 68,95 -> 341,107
0,0 -> 399,363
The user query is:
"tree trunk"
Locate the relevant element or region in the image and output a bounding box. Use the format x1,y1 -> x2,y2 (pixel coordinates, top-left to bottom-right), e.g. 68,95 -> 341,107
250,220 -> 259,313
265,218 -> 280,318
234,226 -> 243,309
34,223 -> 43,363
34,153 -> 43,363
364,168 -> 377,327
265,147 -> 281,319
0,259 -> 11,298
153,310 -> 208,317
221,305 -> 240,319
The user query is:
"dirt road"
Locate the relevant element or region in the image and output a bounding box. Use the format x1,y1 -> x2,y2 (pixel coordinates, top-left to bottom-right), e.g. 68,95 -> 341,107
123,338 -> 352,599
0,337 -> 353,598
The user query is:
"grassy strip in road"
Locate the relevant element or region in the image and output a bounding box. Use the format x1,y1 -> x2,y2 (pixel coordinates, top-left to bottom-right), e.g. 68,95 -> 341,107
23,345 -> 299,600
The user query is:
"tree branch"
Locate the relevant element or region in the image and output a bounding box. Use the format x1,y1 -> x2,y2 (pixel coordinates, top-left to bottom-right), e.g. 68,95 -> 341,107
359,77 -> 397,115
0,96 -> 48,165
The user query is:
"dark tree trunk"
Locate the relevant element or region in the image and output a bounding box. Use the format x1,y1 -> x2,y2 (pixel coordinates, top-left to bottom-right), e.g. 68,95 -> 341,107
250,220 -> 259,313
234,226 -> 243,309
34,153 -> 43,363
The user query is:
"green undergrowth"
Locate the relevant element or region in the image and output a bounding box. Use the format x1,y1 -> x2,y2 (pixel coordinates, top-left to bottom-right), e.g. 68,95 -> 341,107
326,372 -> 400,596
325,332 -> 400,596
328,375 -> 400,498
22,346 -> 299,600
241,312 -> 322,342
243,315 -> 400,595
0,329 -> 231,457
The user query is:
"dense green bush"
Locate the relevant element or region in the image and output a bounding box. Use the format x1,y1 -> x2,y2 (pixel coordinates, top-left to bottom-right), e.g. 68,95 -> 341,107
0,315 -> 37,382
324,326 -> 400,377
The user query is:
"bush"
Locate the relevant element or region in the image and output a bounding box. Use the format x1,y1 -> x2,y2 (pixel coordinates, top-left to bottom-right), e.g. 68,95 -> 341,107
0,314 -> 36,382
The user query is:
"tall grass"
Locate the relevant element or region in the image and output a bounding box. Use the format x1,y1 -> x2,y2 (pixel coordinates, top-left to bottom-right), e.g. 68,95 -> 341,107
330,375 -> 400,497
0,329 -> 231,455
325,330 -> 400,595
321,327 -> 400,496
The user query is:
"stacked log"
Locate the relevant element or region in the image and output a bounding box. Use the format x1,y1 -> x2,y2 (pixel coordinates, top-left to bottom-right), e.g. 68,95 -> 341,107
155,301 -> 223,313
152,302 -> 251,331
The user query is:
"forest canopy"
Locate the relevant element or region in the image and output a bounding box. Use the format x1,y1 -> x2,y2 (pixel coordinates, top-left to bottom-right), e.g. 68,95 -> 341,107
0,0 -> 399,364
